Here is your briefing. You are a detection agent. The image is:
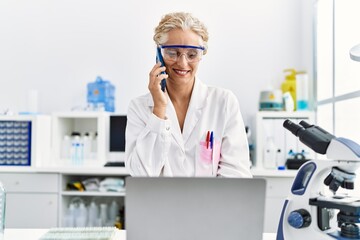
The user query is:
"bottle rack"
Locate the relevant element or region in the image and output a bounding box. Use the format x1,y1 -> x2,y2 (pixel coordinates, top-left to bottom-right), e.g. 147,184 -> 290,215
50,112 -> 110,168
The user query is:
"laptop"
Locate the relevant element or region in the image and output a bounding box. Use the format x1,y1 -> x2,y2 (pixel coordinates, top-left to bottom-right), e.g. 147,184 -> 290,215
125,177 -> 266,240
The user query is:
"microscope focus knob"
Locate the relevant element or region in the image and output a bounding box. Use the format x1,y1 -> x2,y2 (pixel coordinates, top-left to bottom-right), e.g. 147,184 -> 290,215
288,209 -> 311,229
324,173 -> 334,186
342,180 -> 354,190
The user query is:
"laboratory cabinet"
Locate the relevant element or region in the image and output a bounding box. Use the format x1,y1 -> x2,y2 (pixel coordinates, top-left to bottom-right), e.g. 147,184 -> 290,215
0,168 -> 129,229
59,170 -> 128,228
0,172 -> 59,228
0,167 -> 293,232
252,169 -> 296,233
255,111 -> 315,170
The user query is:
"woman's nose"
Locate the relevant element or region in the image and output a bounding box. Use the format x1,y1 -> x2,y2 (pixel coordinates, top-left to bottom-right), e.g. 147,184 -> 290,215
177,54 -> 188,66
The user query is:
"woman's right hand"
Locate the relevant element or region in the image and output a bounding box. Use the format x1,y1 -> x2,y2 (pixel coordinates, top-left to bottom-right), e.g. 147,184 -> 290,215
148,62 -> 168,119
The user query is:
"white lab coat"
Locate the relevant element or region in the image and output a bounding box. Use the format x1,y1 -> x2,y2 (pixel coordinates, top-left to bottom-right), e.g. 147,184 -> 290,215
125,78 -> 252,177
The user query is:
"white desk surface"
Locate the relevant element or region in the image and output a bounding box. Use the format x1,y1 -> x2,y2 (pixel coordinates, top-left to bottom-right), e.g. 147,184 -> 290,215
4,229 -> 276,240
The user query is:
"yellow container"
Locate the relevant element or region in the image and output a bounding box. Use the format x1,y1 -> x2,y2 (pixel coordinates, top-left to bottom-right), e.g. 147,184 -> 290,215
281,69 -> 297,110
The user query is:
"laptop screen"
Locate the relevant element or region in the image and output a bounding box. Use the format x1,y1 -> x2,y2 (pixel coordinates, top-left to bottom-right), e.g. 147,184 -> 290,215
125,177 -> 266,240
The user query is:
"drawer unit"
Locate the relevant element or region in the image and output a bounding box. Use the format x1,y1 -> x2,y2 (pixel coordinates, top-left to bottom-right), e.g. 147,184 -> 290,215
0,115 -> 51,167
264,177 -> 293,197
0,172 -> 59,228
0,120 -> 31,166
6,193 -> 58,228
0,172 -> 59,193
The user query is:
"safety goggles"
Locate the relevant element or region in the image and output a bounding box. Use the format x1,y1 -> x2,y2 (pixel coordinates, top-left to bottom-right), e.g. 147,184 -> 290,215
160,45 -> 205,63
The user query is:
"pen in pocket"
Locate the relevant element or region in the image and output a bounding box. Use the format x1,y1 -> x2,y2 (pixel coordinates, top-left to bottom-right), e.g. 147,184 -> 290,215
210,131 -> 214,175
206,131 -> 210,149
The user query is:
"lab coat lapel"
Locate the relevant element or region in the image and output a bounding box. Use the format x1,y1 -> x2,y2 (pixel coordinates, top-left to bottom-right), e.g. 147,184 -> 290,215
166,97 -> 185,152
182,79 -> 207,144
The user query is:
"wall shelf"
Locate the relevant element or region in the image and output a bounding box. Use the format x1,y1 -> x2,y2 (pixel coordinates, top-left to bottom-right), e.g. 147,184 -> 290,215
61,191 -> 125,197
50,111 -> 110,168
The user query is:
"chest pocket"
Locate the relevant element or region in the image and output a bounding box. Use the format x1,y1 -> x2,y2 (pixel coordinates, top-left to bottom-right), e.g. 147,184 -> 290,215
195,140 -> 221,176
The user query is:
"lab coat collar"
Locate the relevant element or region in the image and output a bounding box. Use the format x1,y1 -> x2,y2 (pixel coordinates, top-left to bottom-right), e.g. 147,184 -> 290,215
145,78 -> 208,151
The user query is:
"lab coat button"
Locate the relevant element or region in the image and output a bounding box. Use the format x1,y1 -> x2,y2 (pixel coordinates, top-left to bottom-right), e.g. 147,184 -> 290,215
166,126 -> 170,131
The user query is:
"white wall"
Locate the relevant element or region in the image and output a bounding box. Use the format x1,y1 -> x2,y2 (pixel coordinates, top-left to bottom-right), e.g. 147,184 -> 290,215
0,0 -> 314,131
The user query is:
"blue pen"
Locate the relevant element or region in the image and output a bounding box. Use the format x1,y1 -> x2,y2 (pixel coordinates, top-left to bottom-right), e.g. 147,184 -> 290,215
210,131 -> 214,175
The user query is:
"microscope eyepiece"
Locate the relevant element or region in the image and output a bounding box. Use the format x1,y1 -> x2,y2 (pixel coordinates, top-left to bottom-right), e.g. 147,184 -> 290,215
299,121 -> 312,129
283,119 -> 305,137
283,119 -> 335,155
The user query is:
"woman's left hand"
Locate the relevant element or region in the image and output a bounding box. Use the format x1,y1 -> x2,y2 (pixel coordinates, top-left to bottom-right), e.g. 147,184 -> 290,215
148,62 -> 168,119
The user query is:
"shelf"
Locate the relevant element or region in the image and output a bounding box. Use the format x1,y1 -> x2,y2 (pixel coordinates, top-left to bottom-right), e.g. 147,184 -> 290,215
58,166 -> 129,175
61,190 -> 125,197
51,112 -> 110,168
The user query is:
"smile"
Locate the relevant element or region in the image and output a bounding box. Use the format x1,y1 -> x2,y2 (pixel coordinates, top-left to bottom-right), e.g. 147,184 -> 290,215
173,69 -> 190,76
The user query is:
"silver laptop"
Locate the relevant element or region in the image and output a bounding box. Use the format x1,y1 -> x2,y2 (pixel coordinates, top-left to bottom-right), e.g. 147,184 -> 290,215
125,177 -> 266,240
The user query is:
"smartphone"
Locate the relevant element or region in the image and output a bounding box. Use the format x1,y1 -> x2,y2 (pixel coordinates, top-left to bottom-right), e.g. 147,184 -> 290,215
156,47 -> 166,92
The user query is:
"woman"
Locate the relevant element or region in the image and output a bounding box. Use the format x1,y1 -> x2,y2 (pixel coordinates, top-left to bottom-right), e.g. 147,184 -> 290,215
125,12 -> 252,177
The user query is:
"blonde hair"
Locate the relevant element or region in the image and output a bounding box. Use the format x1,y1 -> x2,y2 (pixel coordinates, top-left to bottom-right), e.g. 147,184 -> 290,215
153,12 -> 209,55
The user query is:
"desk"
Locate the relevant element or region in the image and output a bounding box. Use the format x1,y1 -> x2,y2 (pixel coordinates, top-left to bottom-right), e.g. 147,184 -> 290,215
4,229 -> 276,240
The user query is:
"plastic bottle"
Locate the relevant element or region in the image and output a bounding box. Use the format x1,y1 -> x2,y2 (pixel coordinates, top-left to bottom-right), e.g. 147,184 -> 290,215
100,203 -> 108,226
70,132 -> 83,165
82,133 -> 92,159
276,149 -> 285,170
109,200 -> 119,223
296,72 -> 309,111
283,92 -> 294,112
66,203 -> 76,227
88,201 -> 99,227
281,69 -> 297,110
287,149 -> 295,160
61,135 -> 71,159
76,202 -> 88,227
0,182 -> 6,240
263,137 -> 277,169
92,132 -> 98,159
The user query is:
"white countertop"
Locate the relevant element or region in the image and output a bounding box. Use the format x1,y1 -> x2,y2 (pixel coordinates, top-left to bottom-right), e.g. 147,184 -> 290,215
0,166 -> 130,175
251,168 -> 298,177
0,165 -> 298,177
3,229 -> 277,240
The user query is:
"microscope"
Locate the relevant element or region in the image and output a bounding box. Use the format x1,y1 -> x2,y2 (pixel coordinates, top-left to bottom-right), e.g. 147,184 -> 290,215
277,119 -> 360,239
